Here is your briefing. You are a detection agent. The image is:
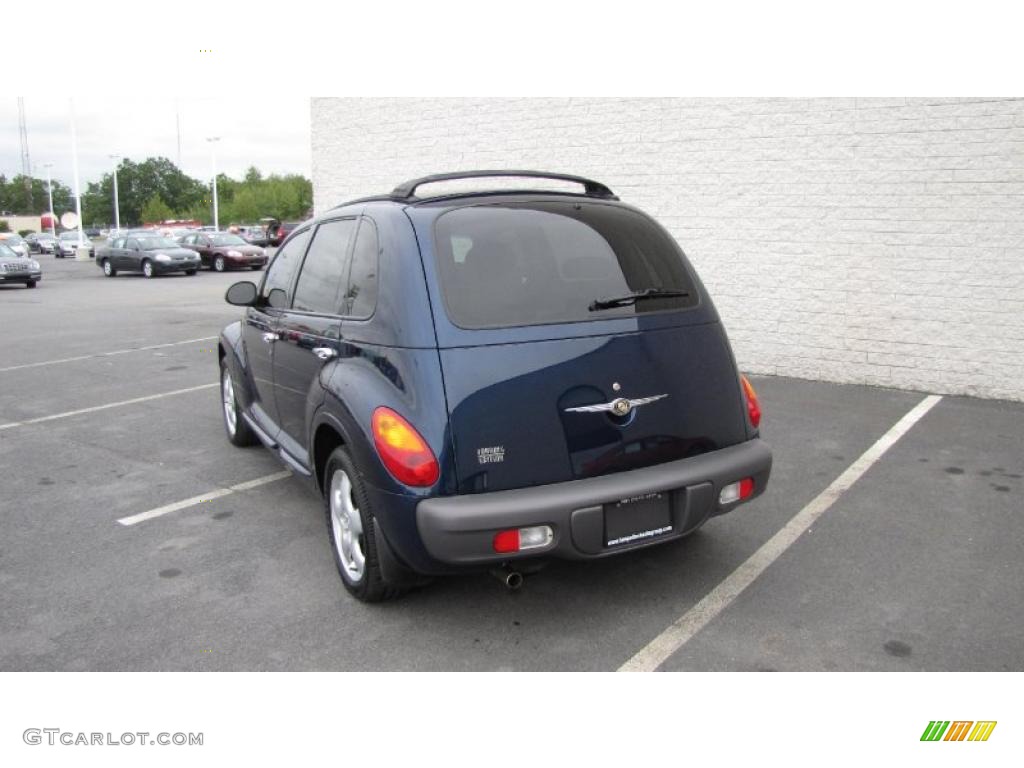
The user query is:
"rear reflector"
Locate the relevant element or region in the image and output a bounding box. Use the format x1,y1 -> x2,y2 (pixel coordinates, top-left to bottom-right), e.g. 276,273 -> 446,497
493,525 -> 553,553
719,477 -> 755,505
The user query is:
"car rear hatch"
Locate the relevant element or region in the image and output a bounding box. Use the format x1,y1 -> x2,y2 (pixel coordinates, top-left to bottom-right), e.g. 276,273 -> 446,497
406,197 -> 751,495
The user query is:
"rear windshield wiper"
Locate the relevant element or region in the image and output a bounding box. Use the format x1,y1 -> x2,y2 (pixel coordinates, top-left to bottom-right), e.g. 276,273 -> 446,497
588,288 -> 690,312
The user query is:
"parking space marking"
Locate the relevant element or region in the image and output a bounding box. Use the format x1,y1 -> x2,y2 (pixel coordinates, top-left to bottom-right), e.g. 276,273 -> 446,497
116,470 -> 293,526
0,383 -> 217,431
0,336 -> 217,373
618,393 -> 943,672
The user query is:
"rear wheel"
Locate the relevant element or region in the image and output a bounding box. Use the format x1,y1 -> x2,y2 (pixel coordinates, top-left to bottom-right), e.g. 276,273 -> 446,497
142,260 -> 155,278
325,447 -> 402,602
214,256 -> 226,272
220,361 -> 257,447
102,259 -> 116,277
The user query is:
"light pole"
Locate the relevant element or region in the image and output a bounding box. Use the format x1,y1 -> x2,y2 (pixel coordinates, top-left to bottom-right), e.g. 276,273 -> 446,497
206,136 -> 221,231
109,154 -> 121,233
69,99 -> 87,257
43,163 -> 55,237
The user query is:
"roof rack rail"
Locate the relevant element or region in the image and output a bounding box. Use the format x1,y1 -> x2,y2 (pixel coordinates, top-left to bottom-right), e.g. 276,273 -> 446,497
390,170 -> 618,201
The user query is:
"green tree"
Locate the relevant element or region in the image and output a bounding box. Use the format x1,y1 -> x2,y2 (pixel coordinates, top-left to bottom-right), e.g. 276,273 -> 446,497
83,157 -> 207,226
141,195 -> 174,224
0,175 -> 74,216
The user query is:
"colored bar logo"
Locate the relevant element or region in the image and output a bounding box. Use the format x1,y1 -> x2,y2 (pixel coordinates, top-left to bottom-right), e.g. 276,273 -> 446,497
921,721 -> 997,742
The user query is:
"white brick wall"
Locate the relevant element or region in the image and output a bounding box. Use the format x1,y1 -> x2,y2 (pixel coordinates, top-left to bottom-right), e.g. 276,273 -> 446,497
311,98 -> 1024,402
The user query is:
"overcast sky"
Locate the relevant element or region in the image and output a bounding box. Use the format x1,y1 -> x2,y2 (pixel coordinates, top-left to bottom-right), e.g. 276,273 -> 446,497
1,97 -> 312,190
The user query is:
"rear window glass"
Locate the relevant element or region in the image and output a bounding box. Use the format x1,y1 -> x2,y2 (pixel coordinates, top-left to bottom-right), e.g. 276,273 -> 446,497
433,202 -> 697,329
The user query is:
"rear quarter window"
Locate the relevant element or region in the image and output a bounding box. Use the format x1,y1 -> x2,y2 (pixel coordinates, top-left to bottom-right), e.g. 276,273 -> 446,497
432,201 -> 698,329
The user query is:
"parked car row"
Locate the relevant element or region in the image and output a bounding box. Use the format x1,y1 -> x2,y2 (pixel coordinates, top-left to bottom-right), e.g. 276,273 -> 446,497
95,233 -> 267,278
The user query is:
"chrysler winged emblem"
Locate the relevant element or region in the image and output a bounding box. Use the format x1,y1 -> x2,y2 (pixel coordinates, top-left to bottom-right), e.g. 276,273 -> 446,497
565,393 -> 668,416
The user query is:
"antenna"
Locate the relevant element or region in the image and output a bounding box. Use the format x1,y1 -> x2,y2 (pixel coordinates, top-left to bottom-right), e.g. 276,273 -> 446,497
18,97 -> 33,211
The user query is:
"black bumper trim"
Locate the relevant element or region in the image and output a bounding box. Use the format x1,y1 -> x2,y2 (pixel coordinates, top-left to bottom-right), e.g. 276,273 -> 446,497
416,439 -> 771,565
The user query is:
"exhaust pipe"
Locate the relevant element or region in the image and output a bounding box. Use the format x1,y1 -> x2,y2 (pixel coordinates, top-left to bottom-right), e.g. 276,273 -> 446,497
491,567 -> 524,591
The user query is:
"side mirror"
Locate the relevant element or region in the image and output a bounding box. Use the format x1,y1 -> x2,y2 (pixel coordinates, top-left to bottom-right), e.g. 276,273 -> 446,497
225,281 -> 258,307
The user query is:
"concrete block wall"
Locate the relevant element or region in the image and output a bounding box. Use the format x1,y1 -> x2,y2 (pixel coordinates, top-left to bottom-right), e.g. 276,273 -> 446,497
311,98 -> 1024,401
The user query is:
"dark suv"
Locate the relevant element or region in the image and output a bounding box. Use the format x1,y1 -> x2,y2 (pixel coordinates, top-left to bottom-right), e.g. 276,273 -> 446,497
218,171 -> 772,602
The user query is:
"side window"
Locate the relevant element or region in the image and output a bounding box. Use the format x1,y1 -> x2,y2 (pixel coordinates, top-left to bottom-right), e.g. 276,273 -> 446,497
291,219 -> 358,314
113,238 -> 124,249
343,217 -> 379,318
126,239 -> 139,250
261,228 -> 312,309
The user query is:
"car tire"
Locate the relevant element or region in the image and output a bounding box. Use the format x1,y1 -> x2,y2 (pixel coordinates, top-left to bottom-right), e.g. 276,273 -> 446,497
142,260 -> 155,278
250,265 -> 262,271
185,269 -> 197,276
102,259 -> 116,277
26,280 -> 36,288
324,446 -> 402,603
214,256 -> 226,272
220,361 -> 258,447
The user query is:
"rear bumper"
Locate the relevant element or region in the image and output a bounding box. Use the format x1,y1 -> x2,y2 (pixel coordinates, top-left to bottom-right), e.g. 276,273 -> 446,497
416,438 -> 771,566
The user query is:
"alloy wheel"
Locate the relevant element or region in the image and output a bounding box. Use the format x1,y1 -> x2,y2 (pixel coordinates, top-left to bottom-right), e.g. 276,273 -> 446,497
221,369 -> 237,436
329,469 -> 366,582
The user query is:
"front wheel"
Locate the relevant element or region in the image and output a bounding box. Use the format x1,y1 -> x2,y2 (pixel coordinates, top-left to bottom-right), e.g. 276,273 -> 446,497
26,280 -> 36,288
184,269 -> 197,276
220,361 -> 257,447
325,447 -> 402,602
102,259 -> 116,277
213,256 -> 226,272
142,260 -> 155,278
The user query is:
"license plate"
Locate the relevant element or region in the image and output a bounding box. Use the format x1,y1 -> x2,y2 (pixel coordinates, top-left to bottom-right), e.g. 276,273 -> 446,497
604,491 -> 672,547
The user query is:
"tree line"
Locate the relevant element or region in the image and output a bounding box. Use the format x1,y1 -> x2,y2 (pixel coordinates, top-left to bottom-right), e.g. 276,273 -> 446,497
0,158 -> 312,228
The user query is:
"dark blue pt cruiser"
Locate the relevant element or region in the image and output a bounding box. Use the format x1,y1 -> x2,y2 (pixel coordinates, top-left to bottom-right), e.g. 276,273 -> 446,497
218,171 -> 772,601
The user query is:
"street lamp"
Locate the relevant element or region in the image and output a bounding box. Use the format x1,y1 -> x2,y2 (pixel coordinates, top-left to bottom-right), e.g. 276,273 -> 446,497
69,99 -> 87,257
43,163 -> 55,237
206,136 -> 221,231
109,154 -> 121,233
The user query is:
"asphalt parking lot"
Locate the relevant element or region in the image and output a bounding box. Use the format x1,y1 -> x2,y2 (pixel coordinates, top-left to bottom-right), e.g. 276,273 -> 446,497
1,255 -> 1022,672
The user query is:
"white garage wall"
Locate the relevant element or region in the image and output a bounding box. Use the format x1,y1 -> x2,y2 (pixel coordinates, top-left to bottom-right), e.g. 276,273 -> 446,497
311,98 -> 1024,402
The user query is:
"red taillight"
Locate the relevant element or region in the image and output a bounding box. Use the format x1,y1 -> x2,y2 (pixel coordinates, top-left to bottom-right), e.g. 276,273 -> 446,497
740,374 -> 762,429
739,477 -> 755,500
493,529 -> 520,553
371,407 -> 439,487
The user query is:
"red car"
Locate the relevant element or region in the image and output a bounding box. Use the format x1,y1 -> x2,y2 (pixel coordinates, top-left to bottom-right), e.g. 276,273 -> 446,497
179,232 -> 268,272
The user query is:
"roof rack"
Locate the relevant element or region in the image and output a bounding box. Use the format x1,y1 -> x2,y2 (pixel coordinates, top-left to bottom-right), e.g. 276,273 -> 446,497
390,170 -> 618,201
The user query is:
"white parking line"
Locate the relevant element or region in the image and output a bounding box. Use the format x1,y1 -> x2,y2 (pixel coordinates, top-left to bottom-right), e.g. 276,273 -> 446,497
0,336 -> 217,373
117,470 -> 293,526
0,383 -> 217,431
618,393 -> 943,672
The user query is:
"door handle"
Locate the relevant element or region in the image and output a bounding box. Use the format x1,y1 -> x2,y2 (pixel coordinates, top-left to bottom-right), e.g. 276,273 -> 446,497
312,347 -> 337,361
262,332 -> 279,343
